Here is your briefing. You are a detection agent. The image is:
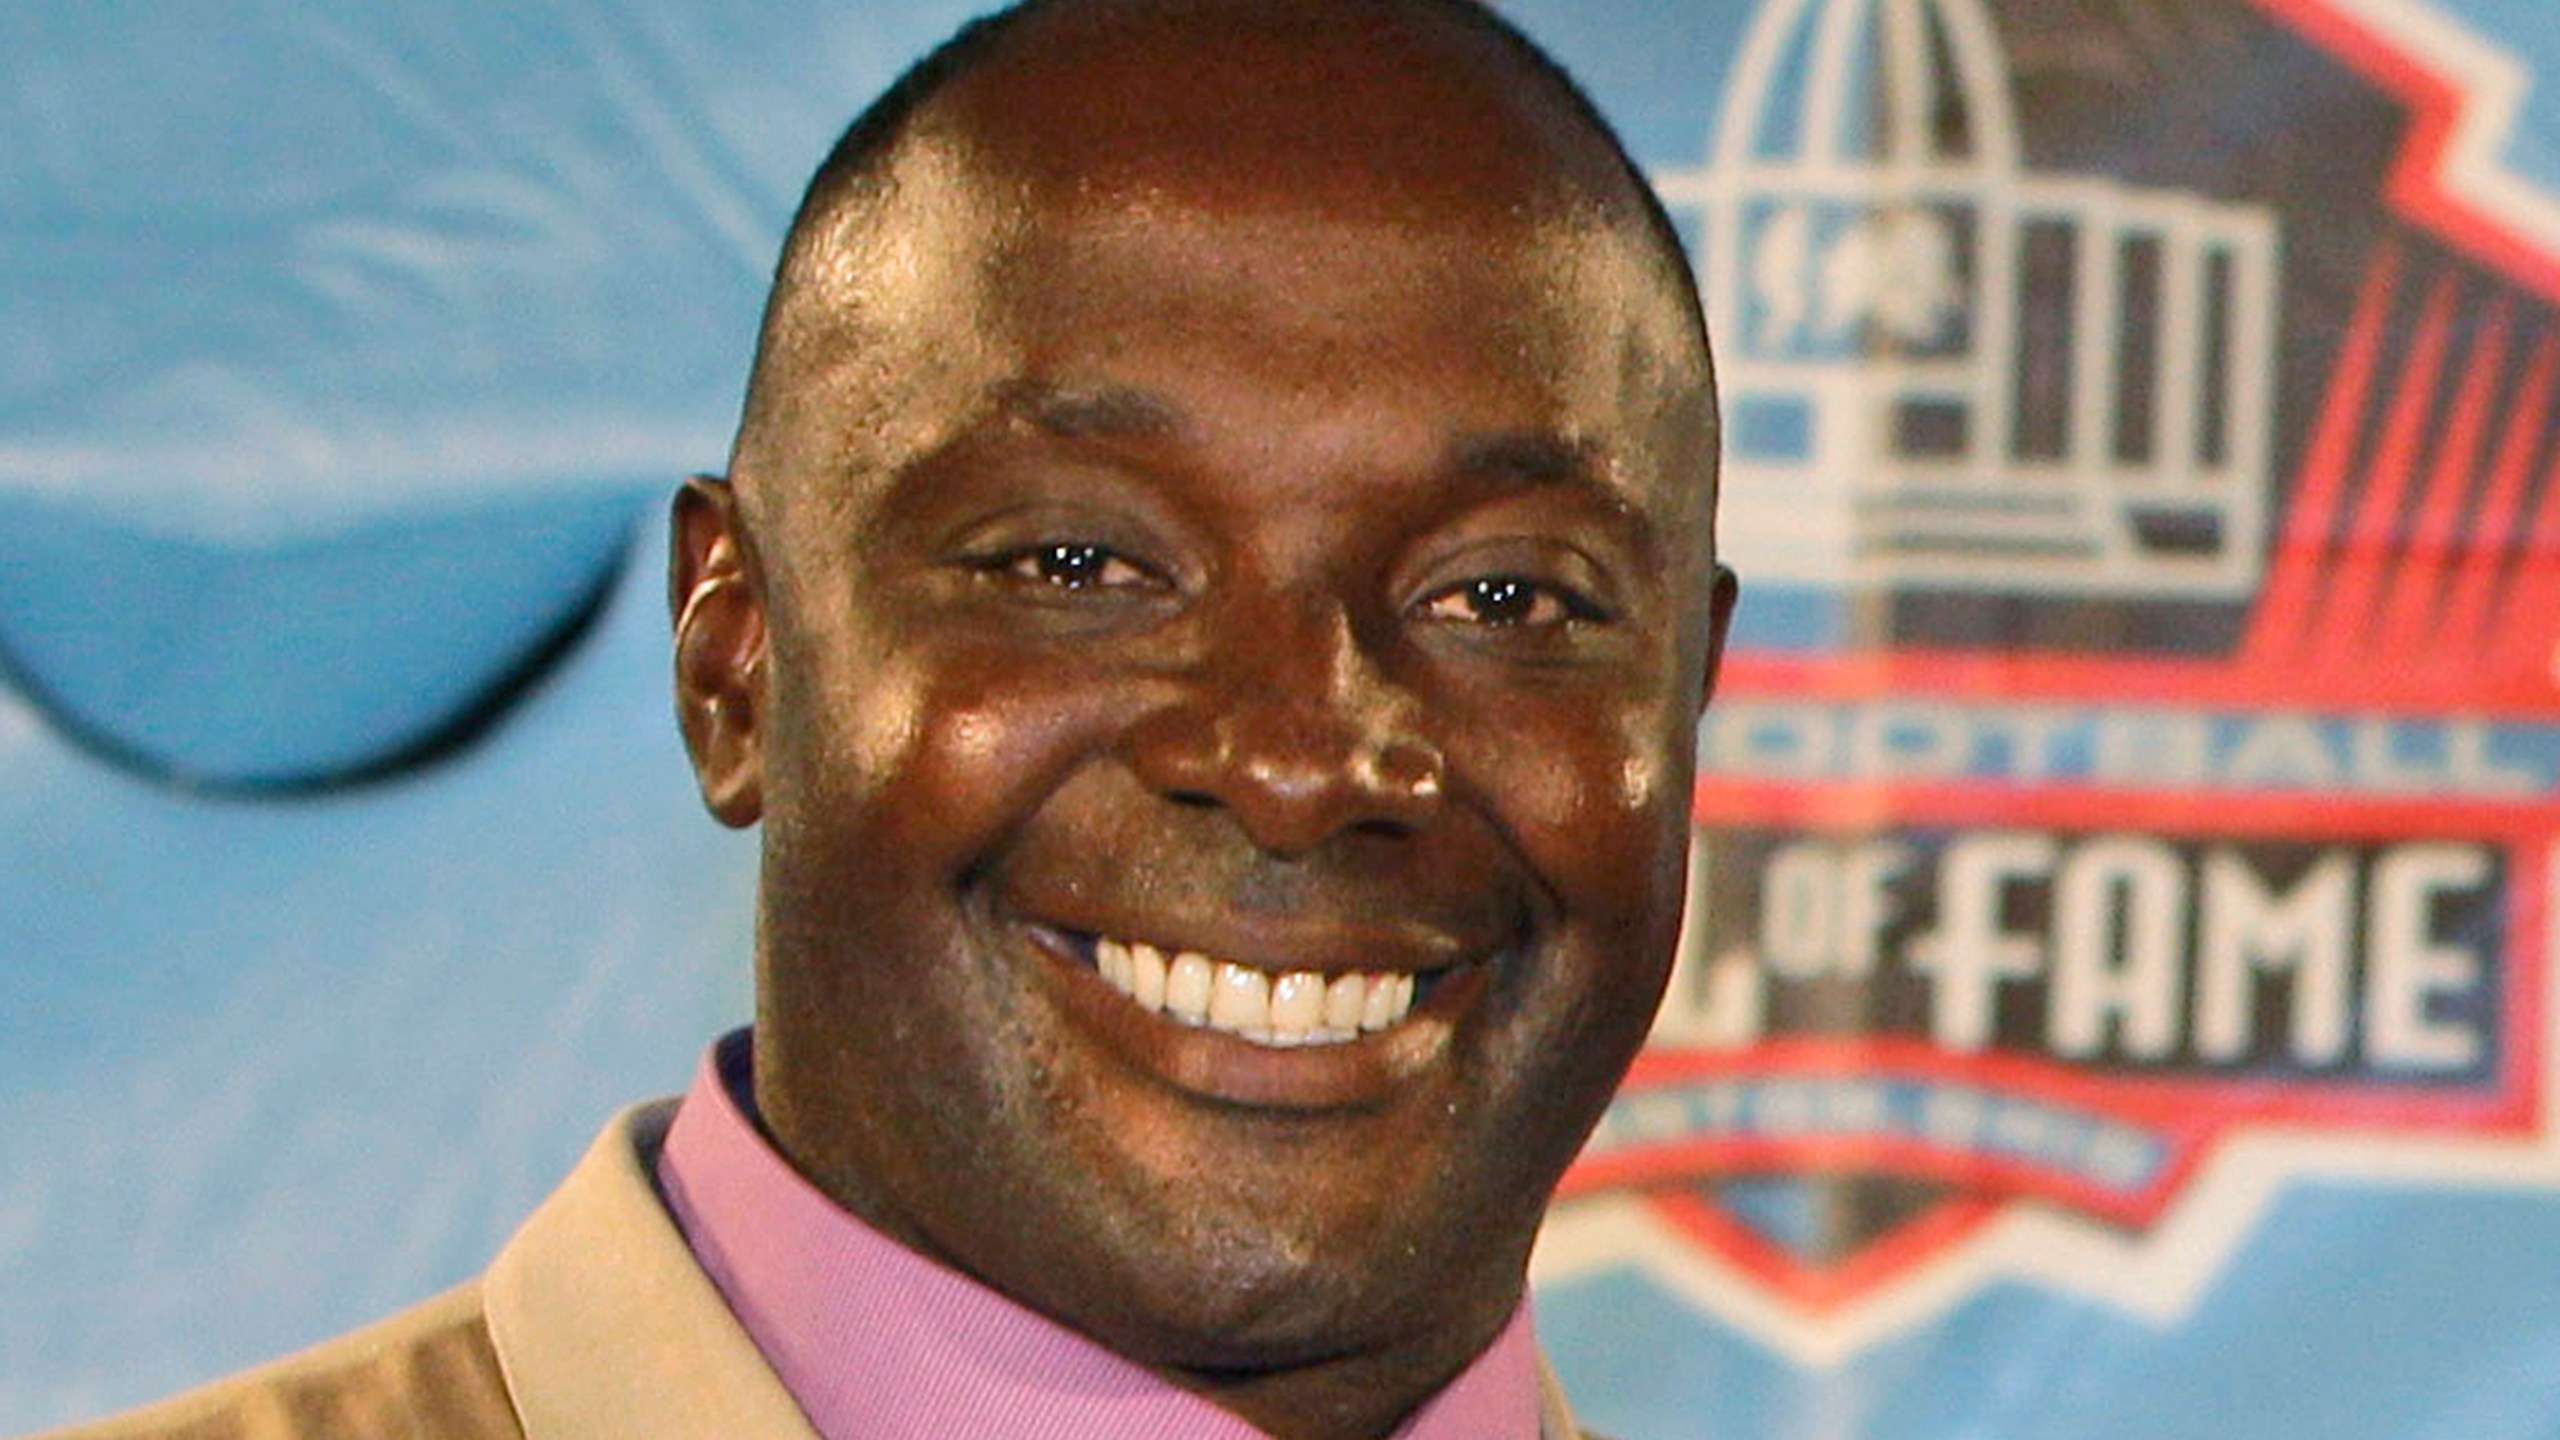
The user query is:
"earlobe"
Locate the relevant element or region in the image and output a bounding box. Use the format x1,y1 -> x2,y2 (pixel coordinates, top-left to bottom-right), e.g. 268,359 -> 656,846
671,475 -> 767,828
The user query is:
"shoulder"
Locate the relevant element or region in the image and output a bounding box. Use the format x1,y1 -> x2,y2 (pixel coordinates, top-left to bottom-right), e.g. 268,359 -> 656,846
28,1284 -> 521,1440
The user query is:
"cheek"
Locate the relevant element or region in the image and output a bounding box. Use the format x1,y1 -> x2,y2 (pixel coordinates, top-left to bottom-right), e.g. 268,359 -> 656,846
1445,695 -> 1694,1182
1453,690 -> 1697,929
766,619 -> 1140,874
757,614 -> 931,877
784,650 -> 928,805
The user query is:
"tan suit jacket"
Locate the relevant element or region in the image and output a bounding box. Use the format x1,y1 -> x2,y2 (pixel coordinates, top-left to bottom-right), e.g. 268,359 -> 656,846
37,1104 -> 1591,1440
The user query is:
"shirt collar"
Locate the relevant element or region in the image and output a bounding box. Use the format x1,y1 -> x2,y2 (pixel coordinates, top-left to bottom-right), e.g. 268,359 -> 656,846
655,1031 -> 1544,1440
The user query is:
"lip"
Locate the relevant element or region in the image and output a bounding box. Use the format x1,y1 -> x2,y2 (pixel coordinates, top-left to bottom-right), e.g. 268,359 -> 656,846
1019,919 -> 1495,1112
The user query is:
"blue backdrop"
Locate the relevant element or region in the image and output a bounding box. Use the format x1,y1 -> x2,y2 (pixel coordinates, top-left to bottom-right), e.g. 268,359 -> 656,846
9,3 -> 2560,1436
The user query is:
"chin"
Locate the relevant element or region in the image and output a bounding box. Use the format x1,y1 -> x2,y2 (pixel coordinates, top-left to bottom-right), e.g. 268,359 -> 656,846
1044,1153 -> 1544,1375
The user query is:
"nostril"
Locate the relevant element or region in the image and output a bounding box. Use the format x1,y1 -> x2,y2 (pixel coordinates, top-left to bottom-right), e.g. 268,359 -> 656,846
1350,816 -> 1414,840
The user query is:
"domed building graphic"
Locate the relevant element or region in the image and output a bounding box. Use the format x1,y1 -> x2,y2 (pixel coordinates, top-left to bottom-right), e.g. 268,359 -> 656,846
1552,0 -> 2560,1374
1655,0 -> 2283,600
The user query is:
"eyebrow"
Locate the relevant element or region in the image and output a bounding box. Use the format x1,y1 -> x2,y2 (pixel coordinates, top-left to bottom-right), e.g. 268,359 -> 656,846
995,380 -> 1188,444
1447,430 -> 1601,489
1450,429 -> 1665,564
988,379 -> 1634,519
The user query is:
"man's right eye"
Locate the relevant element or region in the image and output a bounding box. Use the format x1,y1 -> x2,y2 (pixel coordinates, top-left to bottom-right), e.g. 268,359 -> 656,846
986,542 -> 1159,592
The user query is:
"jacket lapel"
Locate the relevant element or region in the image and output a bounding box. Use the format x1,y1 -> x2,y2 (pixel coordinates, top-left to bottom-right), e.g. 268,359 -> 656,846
482,1103 -> 821,1440
1537,1350 -> 1583,1440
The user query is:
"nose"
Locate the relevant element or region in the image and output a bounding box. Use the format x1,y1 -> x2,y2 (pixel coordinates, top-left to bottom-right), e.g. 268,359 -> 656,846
1124,604 -> 1445,856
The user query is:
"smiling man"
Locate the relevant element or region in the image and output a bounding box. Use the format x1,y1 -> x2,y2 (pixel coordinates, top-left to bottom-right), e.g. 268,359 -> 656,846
42,2 -> 1732,1439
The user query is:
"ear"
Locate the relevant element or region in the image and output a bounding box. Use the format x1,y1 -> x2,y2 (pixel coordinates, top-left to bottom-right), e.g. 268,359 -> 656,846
670,475 -> 766,827
1697,562 -> 1740,716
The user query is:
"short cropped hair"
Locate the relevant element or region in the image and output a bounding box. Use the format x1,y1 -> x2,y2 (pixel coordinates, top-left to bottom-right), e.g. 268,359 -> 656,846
759,0 -> 1709,370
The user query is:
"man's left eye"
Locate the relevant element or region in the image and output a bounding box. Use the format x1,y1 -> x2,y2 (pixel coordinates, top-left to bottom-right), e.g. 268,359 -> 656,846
997,542 -> 1157,591
1415,575 -> 1601,628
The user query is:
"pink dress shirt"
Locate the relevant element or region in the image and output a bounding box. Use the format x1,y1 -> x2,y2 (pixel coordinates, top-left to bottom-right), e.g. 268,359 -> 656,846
656,1032 -> 1544,1440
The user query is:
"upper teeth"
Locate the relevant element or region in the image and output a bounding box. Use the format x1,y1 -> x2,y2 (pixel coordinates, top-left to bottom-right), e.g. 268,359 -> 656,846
1094,937 -> 1418,1047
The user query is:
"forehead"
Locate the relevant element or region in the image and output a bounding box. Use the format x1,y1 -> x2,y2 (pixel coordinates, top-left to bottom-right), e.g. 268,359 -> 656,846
989,198 -> 1676,422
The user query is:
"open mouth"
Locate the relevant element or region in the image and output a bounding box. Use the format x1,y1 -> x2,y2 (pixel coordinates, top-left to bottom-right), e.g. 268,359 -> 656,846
1052,929 -> 1437,1048
1015,912 -> 1496,1110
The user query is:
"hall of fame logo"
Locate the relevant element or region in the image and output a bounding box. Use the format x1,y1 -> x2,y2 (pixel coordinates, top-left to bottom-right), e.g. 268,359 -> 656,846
1541,0 -> 2560,1362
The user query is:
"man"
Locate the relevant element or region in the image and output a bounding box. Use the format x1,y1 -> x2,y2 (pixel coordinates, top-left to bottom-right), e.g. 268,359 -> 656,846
44,0 -> 1733,1436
